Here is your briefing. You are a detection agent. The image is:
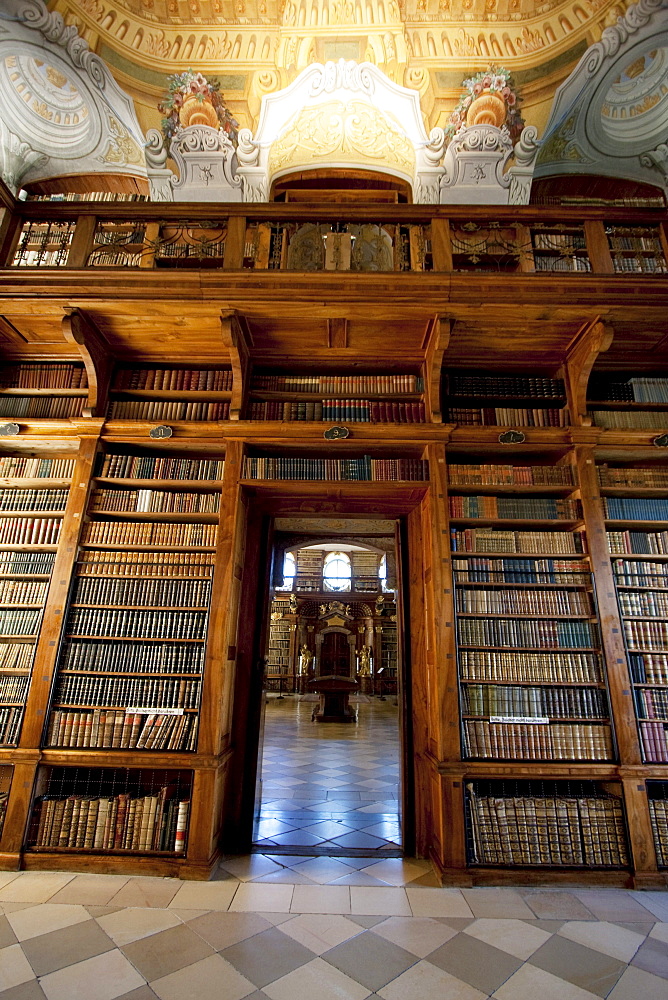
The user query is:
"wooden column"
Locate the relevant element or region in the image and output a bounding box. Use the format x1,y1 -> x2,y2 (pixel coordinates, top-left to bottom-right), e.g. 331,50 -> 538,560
574,445 -> 642,765
430,218 -> 453,272
0,760 -> 39,863
19,432 -> 101,750
66,216 -> 97,269
0,207 -> 22,267
585,220 -> 614,273
620,775 -> 660,881
223,216 -> 247,269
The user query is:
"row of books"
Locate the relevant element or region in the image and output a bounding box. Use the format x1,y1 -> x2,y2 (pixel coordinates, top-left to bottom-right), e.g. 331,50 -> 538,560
639,722 -> 668,762
77,552 -> 215,577
455,589 -> 592,616
628,653 -> 668,686
0,489 -> 68,512
467,786 -> 628,866
449,497 -> 581,520
0,580 -> 49,604
72,577 -> 211,607
603,498 -> 668,521
458,617 -> 597,649
649,798 -> 668,865
448,464 -> 574,486
611,256 -> 666,273
242,456 -> 430,481
26,192 -> 150,201
67,608 -> 207,640
113,368 -> 232,391
635,688 -> 668,720
446,375 -> 565,398
0,518 -> 61,546
97,455 -> 225,481
0,457 -> 76,479
0,674 -> 29,703
450,529 -> 585,554
608,531 -> 668,555
46,710 -> 198,751
0,364 -> 86,389
618,591 -> 668,618
612,560 -> 668,587
452,556 -> 590,584
462,684 -> 607,719
0,707 -> 22,745
107,401 -> 230,421
54,675 -> 200,709
0,551 -> 56,574
252,374 -> 424,394
0,643 -> 35,671
32,791 -> 190,853
534,256 -> 591,272
446,407 -> 569,427
598,465 -> 668,487
459,650 -> 603,684
90,489 -> 220,514
532,232 -> 587,251
0,609 -> 41,636
0,398 -> 83,419
247,400 -> 426,422
608,235 -> 662,251
59,639 -> 205,674
81,521 -> 217,547
624,619 -> 668,651
591,410 -> 668,429
463,720 -> 614,760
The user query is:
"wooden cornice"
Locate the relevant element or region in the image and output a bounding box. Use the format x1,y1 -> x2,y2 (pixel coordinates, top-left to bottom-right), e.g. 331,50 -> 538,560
62,308 -> 114,418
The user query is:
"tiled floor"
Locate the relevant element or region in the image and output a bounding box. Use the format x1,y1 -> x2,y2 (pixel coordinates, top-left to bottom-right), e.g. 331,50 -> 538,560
254,696 -> 401,854
0,867 -> 667,999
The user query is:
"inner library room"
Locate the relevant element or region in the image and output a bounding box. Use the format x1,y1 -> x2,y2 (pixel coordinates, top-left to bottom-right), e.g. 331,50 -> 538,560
0,0 -> 668,998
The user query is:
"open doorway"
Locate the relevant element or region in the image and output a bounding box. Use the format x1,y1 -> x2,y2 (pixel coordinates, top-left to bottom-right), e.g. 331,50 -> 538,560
252,517 -> 408,856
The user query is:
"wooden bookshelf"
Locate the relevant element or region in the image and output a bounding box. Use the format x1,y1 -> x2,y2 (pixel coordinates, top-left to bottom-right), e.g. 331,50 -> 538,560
1,199 -> 668,884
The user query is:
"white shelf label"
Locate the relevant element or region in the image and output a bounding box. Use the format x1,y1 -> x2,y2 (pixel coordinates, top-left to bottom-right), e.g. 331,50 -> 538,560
124,707 -> 185,715
489,716 -> 550,725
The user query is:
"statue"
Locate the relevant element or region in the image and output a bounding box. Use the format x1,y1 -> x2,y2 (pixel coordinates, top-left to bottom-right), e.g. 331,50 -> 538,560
298,644 -> 314,675
357,645 -> 373,677
289,593 -> 297,613
375,595 -> 385,614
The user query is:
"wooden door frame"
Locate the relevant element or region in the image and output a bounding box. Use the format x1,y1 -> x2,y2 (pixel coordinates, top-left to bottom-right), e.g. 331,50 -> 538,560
221,482 -> 437,858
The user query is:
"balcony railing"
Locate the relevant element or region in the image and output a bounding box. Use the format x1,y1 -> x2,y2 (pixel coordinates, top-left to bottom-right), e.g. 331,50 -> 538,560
3,204 -> 667,275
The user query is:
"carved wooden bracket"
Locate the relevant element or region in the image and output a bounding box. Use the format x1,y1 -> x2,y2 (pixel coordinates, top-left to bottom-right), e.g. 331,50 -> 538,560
221,309 -> 253,420
422,314 -> 453,424
563,316 -> 614,427
62,308 -> 114,419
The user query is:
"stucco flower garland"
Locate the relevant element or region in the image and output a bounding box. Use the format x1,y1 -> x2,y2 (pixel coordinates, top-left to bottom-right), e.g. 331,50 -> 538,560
159,70 -> 239,145
446,67 -> 525,142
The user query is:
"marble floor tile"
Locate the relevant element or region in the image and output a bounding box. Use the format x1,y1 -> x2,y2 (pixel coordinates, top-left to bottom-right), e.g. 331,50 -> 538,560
377,959 -> 487,1000
629,936 -> 668,979
262,956 -> 371,1000
463,917 -> 552,959
349,887 -> 411,916
21,919 -> 115,977
167,881 -> 238,911
461,887 -> 535,919
107,879 -> 181,910
39,948 -> 145,1000
607,964 -> 668,999
278,914 -> 363,954
149,953 -> 255,1000
406,887 -> 473,918
0,874 -> 76,905
96,906 -> 183,946
121,923 -> 215,981
426,933 -> 522,994
290,885 -> 350,913
492,962 -> 601,1000
529,934 -> 627,997
321,930 -> 416,991
220,926 -> 313,989
47,875 -> 130,906
5,903 -> 89,942
370,915 -> 457,957
230,883 -> 294,913
557,920 -> 646,962
0,943 -> 37,992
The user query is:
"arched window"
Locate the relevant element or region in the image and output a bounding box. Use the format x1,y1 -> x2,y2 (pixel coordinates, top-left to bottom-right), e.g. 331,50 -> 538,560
323,551 -> 352,592
277,550 -> 296,590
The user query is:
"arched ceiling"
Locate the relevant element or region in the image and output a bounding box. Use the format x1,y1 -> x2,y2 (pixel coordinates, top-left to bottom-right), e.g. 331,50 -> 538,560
47,0 -> 634,134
